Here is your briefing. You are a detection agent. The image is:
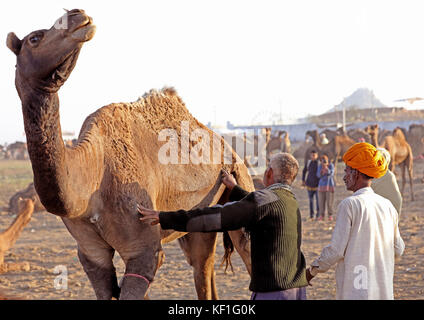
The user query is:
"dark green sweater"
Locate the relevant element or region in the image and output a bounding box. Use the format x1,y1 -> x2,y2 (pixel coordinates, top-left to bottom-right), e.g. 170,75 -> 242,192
159,183 -> 308,292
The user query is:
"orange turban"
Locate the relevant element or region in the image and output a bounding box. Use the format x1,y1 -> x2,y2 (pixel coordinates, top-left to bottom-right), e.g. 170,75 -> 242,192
342,142 -> 388,178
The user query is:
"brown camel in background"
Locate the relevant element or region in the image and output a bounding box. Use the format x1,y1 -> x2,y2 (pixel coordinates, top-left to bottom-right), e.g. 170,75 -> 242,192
347,128 -> 371,143
4,142 -> 29,160
304,129 -> 355,183
8,183 -> 44,215
366,124 -> 414,200
305,130 -> 355,167
0,199 -> 34,273
7,9 -> 254,300
266,130 -> 291,161
407,124 -> 424,157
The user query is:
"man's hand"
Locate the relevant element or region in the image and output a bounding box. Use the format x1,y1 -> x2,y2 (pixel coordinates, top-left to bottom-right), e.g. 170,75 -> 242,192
306,267 -> 318,286
221,169 -> 237,190
137,204 -> 160,225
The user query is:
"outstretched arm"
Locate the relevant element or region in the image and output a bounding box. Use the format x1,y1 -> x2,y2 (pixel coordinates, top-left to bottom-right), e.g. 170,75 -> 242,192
138,192 -> 257,232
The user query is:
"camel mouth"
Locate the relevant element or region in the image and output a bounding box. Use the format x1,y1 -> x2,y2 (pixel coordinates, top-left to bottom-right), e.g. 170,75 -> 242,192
69,15 -> 96,42
48,48 -> 80,83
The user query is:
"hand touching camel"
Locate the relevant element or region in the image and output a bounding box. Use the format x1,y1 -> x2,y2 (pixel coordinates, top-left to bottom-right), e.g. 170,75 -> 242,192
221,169 -> 237,190
138,204 -> 160,225
138,170 -> 237,225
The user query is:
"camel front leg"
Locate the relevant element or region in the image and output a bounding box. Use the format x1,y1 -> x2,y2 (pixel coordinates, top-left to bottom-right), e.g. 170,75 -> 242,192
408,164 -> 414,201
118,254 -> 154,300
401,163 -> 406,199
227,230 -> 251,275
77,247 -> 120,299
118,239 -> 164,300
62,218 -> 119,300
178,232 -> 218,300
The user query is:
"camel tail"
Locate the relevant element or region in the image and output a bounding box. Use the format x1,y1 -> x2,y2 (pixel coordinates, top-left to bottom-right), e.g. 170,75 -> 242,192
220,231 -> 235,273
216,185 -> 235,273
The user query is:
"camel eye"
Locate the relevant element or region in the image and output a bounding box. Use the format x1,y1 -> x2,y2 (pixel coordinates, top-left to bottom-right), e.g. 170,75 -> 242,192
29,34 -> 42,45
29,36 -> 39,43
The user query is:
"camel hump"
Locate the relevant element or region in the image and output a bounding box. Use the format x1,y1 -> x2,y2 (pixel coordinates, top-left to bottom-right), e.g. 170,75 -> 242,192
139,87 -> 179,101
393,128 -> 407,141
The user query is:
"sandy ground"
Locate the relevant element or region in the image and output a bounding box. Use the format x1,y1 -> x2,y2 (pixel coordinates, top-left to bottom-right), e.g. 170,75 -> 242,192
0,160 -> 423,300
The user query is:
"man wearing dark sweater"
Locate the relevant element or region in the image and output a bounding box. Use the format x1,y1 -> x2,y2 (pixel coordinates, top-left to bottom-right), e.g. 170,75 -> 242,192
302,150 -> 320,219
138,153 -> 308,300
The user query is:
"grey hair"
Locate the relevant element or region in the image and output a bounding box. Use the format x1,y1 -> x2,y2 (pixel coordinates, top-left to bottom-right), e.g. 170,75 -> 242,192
269,152 -> 299,185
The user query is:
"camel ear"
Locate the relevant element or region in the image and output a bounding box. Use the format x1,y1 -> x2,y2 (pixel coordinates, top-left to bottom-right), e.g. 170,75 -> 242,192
6,32 -> 22,55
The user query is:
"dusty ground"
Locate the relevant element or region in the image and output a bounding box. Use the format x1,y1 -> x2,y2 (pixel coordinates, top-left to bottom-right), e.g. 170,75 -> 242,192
0,159 -> 423,300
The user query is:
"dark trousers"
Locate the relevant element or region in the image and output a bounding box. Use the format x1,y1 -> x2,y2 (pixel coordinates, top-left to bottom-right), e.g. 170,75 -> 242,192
307,189 -> 319,218
251,287 -> 307,300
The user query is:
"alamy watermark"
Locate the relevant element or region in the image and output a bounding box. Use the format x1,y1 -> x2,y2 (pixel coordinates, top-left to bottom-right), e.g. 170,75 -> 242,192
54,13 -> 69,30
53,265 -> 68,290
353,265 -> 368,290
157,121 -> 268,168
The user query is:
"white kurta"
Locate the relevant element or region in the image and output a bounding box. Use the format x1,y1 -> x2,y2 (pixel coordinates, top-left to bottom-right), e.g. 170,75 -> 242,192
311,187 -> 405,300
371,170 -> 402,216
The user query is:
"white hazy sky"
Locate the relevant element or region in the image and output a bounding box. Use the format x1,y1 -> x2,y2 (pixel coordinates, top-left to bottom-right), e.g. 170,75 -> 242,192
1,0 -> 424,144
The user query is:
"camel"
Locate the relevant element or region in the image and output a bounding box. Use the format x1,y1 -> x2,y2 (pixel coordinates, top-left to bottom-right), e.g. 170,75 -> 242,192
7,9 -> 254,300
5,142 -> 29,160
266,130 -> 291,160
8,183 -> 44,215
366,124 -> 414,200
319,127 -> 344,142
407,124 -> 424,157
347,128 -> 371,143
0,145 -> 6,159
0,199 -> 34,273
304,130 -> 355,168
304,130 -> 355,183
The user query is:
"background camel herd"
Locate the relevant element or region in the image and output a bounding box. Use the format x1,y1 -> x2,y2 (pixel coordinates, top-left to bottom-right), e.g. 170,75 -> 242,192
1,9 -> 424,300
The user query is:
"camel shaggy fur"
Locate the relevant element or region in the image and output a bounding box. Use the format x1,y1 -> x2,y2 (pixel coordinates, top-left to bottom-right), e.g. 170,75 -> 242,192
7,9 -> 253,300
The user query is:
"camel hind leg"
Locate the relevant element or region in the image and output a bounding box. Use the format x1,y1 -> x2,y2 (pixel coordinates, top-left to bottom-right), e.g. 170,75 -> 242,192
407,157 -> 414,201
400,162 -> 407,200
178,232 -> 218,299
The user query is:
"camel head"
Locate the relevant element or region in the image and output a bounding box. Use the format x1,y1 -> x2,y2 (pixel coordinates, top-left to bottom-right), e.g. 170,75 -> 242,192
277,130 -> 286,138
305,130 -> 317,142
6,9 -> 96,93
366,124 -> 379,136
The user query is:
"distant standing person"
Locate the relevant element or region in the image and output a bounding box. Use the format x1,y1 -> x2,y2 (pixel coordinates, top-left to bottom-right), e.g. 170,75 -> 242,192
302,150 -> 320,220
316,155 -> 335,221
306,142 -> 405,299
371,148 -> 402,217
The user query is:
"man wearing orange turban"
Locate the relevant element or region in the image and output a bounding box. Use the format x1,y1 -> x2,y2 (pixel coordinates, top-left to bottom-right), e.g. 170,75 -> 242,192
342,142 -> 388,179
305,142 -> 404,300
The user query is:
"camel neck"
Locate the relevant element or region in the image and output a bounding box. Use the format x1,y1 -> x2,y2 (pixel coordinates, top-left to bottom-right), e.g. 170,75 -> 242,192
371,131 -> 379,148
314,132 -> 322,148
17,74 -> 71,216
